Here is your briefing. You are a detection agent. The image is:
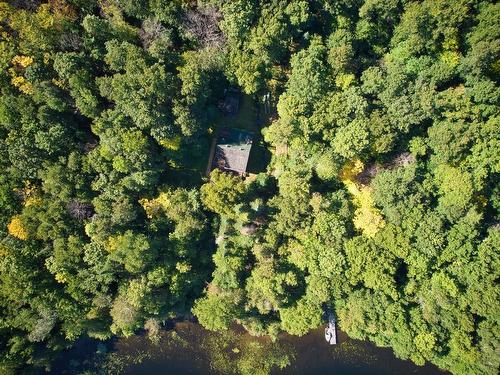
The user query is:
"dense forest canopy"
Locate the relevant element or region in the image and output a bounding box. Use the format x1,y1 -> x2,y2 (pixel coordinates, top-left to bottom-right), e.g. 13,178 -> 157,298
0,1 -> 498,374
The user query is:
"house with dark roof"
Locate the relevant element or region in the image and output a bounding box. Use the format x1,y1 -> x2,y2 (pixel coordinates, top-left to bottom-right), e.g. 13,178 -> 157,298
209,127 -> 253,175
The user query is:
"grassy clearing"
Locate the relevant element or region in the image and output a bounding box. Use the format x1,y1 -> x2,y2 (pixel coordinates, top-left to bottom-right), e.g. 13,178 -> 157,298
217,94 -> 271,174
220,94 -> 258,132
167,93 -> 272,186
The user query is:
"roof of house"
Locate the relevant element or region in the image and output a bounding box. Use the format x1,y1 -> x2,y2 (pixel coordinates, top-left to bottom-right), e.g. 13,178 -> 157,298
212,127 -> 253,174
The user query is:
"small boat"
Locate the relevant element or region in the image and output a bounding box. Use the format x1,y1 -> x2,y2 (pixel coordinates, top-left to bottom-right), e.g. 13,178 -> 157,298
324,313 -> 337,345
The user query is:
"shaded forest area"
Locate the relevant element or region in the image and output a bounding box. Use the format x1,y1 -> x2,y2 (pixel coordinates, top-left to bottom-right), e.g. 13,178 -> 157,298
0,1 -> 498,374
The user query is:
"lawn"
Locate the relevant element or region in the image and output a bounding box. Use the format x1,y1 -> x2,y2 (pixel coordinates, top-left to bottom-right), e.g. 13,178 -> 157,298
214,93 -> 271,174
165,93 -> 272,187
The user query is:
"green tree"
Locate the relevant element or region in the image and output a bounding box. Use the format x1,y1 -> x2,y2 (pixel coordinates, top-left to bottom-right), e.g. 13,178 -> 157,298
201,169 -> 246,217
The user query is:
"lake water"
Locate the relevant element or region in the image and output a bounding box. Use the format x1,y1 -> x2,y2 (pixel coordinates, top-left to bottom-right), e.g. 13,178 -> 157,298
96,322 -> 445,375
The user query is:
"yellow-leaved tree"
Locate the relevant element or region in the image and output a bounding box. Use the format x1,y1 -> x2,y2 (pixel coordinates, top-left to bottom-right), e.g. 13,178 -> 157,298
8,215 -> 28,240
340,159 -> 385,237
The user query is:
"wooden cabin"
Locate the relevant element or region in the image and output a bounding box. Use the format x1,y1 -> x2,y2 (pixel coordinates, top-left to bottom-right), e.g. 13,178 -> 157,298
209,127 -> 253,176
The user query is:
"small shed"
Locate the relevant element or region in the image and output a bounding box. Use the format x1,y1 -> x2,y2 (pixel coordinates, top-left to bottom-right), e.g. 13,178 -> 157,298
211,127 -> 253,175
218,89 -> 240,115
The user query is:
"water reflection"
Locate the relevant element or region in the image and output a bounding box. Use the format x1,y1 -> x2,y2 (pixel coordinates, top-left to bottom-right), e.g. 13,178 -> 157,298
101,322 -> 444,375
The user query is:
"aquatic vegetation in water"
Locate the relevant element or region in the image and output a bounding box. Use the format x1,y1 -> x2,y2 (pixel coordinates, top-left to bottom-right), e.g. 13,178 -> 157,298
200,330 -> 295,375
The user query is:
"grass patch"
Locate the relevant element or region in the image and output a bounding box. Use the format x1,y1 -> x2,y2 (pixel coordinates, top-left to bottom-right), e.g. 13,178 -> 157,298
215,93 -> 271,174
167,93 -> 272,184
